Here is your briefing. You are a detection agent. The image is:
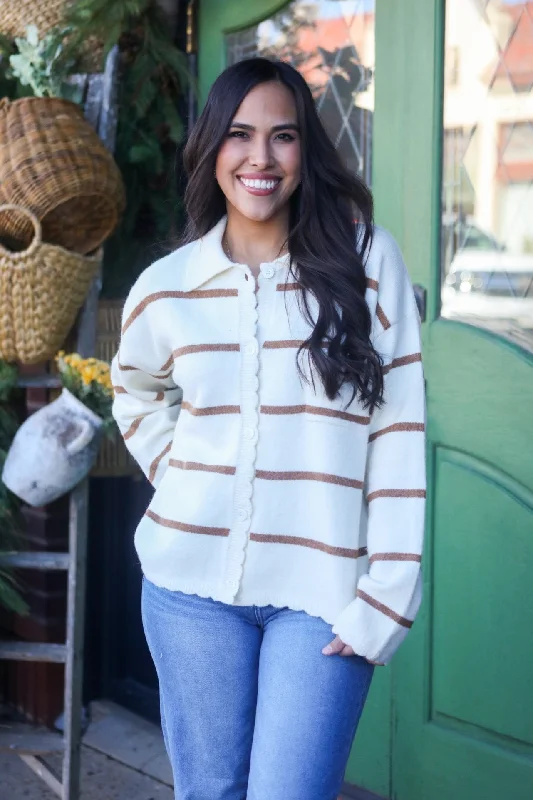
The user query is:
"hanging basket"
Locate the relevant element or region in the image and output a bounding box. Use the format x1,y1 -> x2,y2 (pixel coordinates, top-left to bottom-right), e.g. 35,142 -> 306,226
0,97 -> 125,255
0,0 -> 66,39
0,0 -> 104,72
0,205 -> 102,365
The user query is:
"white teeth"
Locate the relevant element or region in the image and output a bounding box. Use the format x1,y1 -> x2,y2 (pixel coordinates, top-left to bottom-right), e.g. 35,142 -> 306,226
240,178 -> 279,190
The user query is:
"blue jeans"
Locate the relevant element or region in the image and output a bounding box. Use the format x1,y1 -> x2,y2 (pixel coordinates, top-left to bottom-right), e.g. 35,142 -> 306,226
141,578 -> 374,800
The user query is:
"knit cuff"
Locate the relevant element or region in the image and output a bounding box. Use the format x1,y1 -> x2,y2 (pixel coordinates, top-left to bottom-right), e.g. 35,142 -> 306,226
332,596 -> 411,666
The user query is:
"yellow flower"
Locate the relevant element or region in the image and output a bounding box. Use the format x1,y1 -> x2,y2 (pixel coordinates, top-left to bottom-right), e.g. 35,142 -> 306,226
55,352 -> 112,398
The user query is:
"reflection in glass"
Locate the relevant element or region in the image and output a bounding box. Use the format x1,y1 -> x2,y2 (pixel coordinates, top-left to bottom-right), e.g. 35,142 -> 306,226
441,0 -> 533,350
226,0 -> 375,183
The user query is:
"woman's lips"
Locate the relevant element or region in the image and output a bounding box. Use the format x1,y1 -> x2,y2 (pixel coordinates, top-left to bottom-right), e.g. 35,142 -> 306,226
237,176 -> 281,196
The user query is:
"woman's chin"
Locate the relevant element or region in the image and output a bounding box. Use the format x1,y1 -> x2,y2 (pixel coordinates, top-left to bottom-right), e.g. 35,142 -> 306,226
231,200 -> 283,223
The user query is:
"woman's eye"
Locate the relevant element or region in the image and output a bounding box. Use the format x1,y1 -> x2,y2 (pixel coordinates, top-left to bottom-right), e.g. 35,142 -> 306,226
228,130 -> 248,139
275,132 -> 296,142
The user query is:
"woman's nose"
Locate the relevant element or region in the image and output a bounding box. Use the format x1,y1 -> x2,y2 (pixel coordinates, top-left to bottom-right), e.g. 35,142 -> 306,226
249,137 -> 273,169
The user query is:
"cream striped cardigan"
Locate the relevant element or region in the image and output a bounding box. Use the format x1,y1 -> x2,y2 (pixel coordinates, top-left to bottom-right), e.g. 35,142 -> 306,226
111,217 -> 426,664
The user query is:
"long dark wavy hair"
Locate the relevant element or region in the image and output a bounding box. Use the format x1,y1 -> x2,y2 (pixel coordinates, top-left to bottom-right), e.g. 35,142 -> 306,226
182,58 -> 384,411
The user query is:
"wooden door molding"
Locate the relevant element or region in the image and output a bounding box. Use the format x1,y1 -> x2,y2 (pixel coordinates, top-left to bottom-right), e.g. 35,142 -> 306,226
198,0 -> 290,105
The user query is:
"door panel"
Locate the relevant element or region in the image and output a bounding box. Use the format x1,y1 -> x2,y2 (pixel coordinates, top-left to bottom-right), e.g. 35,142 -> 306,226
433,449 -> 533,749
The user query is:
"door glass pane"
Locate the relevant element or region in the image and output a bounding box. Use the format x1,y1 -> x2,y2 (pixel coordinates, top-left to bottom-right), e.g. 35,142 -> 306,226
441,0 -> 533,351
226,0 -> 375,184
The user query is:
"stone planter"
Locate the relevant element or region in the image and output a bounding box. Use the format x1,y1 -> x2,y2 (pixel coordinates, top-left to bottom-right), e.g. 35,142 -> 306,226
2,388 -> 103,507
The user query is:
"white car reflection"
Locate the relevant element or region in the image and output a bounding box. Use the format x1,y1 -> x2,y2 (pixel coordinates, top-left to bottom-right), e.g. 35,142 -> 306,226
442,249 -> 533,330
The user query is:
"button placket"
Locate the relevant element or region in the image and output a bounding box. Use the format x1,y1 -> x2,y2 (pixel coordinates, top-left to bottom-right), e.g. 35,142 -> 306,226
222,272 -> 260,602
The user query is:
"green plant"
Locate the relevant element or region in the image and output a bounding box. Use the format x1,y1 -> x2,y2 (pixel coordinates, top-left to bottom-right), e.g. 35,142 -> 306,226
0,361 -> 28,616
61,0 -> 190,296
8,24 -> 83,102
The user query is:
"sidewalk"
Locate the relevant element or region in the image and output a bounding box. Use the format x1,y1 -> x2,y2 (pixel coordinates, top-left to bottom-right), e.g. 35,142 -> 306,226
0,700 -> 356,798
0,701 -> 173,799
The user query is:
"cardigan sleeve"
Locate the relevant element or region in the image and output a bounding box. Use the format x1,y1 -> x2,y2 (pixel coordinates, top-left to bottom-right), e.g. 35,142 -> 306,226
332,292 -> 426,664
110,278 -> 182,488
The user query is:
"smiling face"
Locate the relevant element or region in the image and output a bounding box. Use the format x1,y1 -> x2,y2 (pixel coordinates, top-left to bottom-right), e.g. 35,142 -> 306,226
215,81 -> 302,224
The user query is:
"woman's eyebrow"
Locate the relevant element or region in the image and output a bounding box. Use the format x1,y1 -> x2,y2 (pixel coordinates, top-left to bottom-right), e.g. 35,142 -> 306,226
230,122 -> 300,133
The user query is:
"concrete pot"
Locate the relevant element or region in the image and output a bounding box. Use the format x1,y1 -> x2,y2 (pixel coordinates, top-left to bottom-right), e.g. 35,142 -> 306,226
2,388 -> 103,507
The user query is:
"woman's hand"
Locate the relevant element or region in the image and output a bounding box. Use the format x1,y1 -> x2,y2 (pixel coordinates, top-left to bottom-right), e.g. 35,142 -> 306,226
322,635 -> 385,665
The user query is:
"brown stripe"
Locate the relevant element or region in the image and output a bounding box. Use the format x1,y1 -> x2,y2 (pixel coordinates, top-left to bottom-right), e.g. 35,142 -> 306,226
369,422 -> 425,442
357,589 -> 413,628
148,442 -> 172,484
173,343 -> 240,360
256,469 -> 363,490
122,289 -> 238,334
158,353 -> 174,371
376,303 -> 391,331
117,358 -> 173,380
276,282 -> 300,291
123,416 -> 146,441
155,391 -> 165,401
113,385 -> 127,394
249,532 -> 367,560
169,459 -> 236,475
262,339 -> 329,350
261,404 -> 370,425
367,488 -> 426,502
146,509 -> 229,537
263,339 -> 305,349
369,552 -> 422,566
366,278 -> 379,291
181,400 -> 240,416
383,353 -> 422,374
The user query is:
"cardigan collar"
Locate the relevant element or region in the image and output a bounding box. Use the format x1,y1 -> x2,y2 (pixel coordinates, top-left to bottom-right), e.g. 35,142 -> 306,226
183,216 -> 290,291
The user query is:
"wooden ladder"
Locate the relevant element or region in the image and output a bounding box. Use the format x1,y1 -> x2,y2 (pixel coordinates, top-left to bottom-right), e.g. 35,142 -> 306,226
0,46 -> 120,800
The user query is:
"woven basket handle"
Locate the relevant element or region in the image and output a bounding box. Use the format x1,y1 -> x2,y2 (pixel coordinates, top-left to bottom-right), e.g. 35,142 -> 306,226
0,204 -> 42,253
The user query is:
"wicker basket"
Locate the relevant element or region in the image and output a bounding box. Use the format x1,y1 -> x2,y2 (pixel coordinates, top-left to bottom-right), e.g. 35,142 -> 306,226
0,0 -> 104,72
0,205 -> 102,364
0,97 -> 125,255
92,299 -> 139,477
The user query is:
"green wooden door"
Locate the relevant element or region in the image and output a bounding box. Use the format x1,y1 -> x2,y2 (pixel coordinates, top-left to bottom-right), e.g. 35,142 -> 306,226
378,1 -> 533,798
198,1 -> 533,798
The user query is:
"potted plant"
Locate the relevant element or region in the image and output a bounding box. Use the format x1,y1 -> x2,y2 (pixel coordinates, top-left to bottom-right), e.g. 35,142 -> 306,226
1,352 -> 115,507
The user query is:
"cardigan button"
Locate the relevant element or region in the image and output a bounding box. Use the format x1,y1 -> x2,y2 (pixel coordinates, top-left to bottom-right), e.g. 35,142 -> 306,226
243,426 -> 256,440
262,266 -> 275,279
236,507 -> 250,522
244,341 -> 258,356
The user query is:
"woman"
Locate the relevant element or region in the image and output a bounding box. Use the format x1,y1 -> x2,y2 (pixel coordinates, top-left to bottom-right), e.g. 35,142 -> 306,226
112,58 -> 425,800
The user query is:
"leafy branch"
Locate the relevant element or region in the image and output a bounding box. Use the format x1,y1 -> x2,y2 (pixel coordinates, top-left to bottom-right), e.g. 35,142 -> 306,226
62,0 -> 190,296
8,24 -> 83,102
